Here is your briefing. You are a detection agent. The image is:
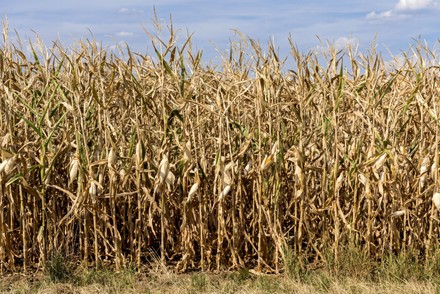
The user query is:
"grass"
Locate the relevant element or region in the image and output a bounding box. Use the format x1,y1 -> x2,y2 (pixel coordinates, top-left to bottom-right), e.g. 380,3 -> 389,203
2,246 -> 440,293
1,257 -> 439,294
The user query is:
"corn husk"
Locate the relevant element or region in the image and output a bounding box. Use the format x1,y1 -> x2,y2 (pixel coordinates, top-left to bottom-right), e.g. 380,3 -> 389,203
44,167 -> 51,185
224,161 -> 236,173
335,171 -> 344,192
69,158 -> 79,185
60,101 -> 74,112
0,159 -> 8,173
222,171 -> 232,186
89,181 -> 97,197
392,210 -> 405,217
219,185 -> 231,201
166,170 -> 175,188
420,156 -> 430,188
378,171 -> 385,197
187,182 -> 199,203
108,148 -> 117,168
136,141 -> 143,165
373,153 -> 387,178
159,154 -> 170,185
271,140 -> 279,155
432,192 -> 440,210
260,154 -> 274,171
420,156 -> 430,175
183,140 -> 191,162
358,173 -> 367,186
244,160 -> 252,175
4,155 -> 17,176
430,160 -> 438,179
1,133 -> 11,147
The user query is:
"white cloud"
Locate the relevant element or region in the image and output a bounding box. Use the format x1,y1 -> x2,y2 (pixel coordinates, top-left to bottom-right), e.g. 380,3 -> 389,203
312,36 -> 359,55
366,10 -> 394,20
385,48 -> 440,72
2,0 -> 439,62
335,36 -> 359,49
116,31 -> 134,37
117,7 -> 144,15
118,8 -> 130,14
366,0 -> 438,21
395,0 -> 435,10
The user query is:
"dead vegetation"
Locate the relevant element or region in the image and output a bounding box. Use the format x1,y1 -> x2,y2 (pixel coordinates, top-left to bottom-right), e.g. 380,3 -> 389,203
0,18 -> 440,275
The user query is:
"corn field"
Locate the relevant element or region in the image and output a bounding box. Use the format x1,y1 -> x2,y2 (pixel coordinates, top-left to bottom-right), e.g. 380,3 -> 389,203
1,22 -> 440,273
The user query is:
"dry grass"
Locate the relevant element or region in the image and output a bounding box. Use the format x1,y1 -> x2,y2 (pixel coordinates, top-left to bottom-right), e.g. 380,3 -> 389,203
0,17 -> 440,276
1,267 -> 439,294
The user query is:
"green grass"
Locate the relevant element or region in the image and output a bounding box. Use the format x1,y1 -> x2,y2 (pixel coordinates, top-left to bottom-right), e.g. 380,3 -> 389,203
2,249 -> 440,294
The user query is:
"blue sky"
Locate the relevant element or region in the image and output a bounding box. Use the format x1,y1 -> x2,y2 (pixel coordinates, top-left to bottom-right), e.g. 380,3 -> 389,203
1,0 -> 439,62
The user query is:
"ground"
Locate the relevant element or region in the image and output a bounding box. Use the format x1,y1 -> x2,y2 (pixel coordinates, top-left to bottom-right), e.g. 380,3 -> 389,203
1,267 -> 438,294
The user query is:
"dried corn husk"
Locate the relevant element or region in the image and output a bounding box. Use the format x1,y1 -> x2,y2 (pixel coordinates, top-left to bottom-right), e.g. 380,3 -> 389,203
69,158 -> 79,185
0,159 -> 8,173
271,140 -> 279,155
419,156 -> 430,188
294,164 -> 303,183
1,133 -> 11,147
378,171 -> 385,197
136,141 -> 143,165
108,148 -> 117,168
392,210 -> 405,217
166,170 -> 175,189
335,171 -> 344,192
44,167 -> 51,185
183,140 -> 191,162
219,185 -> 231,201
432,193 -> 440,210
89,181 -> 97,198
60,101 -> 74,112
420,156 -> 430,175
159,154 -> 170,185
4,155 -> 17,176
373,153 -> 387,178
224,161 -> 236,173
187,182 -> 199,203
260,154 -> 274,171
430,160 -> 438,179
244,160 -> 252,175
222,171 -> 232,186
359,173 -> 367,186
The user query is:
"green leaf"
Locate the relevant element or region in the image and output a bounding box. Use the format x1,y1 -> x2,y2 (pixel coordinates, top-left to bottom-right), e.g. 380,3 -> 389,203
44,112 -> 67,150
5,172 -> 23,186
14,111 -> 43,139
335,61 -> 344,111
153,44 -> 174,77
